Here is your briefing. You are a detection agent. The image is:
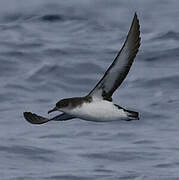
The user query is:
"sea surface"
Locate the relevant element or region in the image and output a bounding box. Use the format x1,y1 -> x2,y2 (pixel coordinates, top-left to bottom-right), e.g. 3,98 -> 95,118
0,0 -> 179,180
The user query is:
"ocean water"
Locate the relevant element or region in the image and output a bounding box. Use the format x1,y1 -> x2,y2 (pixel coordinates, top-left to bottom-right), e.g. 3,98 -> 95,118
0,0 -> 179,179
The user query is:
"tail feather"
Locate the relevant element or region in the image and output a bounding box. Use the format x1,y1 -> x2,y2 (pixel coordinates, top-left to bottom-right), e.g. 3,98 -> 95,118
124,109 -> 139,120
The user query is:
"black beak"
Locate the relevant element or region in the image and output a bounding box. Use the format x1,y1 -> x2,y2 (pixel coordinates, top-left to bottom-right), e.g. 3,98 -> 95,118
48,107 -> 58,114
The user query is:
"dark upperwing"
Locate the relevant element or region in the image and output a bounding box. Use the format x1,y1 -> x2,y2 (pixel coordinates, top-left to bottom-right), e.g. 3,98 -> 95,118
24,112 -> 75,124
88,13 -> 141,101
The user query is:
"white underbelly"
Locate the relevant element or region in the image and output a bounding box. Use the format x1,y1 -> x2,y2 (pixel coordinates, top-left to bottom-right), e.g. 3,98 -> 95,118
65,100 -> 127,122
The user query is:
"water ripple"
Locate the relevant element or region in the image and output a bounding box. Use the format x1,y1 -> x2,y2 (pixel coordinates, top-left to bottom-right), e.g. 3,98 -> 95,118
82,151 -> 158,161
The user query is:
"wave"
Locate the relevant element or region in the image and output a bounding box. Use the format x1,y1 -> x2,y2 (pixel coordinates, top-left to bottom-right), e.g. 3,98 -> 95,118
154,31 -> 179,40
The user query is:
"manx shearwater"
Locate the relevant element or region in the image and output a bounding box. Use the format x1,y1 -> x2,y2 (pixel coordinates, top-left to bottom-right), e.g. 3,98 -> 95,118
24,13 -> 141,124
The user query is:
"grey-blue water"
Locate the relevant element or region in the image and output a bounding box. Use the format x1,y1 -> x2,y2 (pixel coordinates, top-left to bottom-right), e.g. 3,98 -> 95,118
0,0 -> 179,179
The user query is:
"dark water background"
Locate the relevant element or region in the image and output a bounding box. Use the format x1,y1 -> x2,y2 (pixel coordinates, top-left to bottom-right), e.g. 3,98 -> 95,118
0,0 -> 179,179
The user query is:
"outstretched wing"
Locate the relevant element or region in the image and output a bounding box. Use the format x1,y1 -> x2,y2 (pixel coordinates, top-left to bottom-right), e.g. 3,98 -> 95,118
88,13 -> 140,101
24,112 -> 75,124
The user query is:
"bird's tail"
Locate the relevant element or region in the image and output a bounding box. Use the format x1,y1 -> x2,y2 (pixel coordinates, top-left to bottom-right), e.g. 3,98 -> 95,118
124,109 -> 139,120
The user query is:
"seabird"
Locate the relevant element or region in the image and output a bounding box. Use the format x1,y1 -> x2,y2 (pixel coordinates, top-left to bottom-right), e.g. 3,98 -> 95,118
24,13 -> 141,124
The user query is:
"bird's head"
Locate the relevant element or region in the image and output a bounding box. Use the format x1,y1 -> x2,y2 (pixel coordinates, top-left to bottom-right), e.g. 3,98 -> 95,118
48,98 -> 70,114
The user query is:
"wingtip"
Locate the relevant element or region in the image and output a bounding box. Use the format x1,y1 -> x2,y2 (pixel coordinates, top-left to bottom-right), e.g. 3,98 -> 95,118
23,112 -> 30,118
23,111 -> 33,124
133,12 -> 139,24
23,111 -> 49,125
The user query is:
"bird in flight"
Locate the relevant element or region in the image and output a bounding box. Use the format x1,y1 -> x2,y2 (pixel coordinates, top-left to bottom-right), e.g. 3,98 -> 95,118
24,13 -> 141,124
